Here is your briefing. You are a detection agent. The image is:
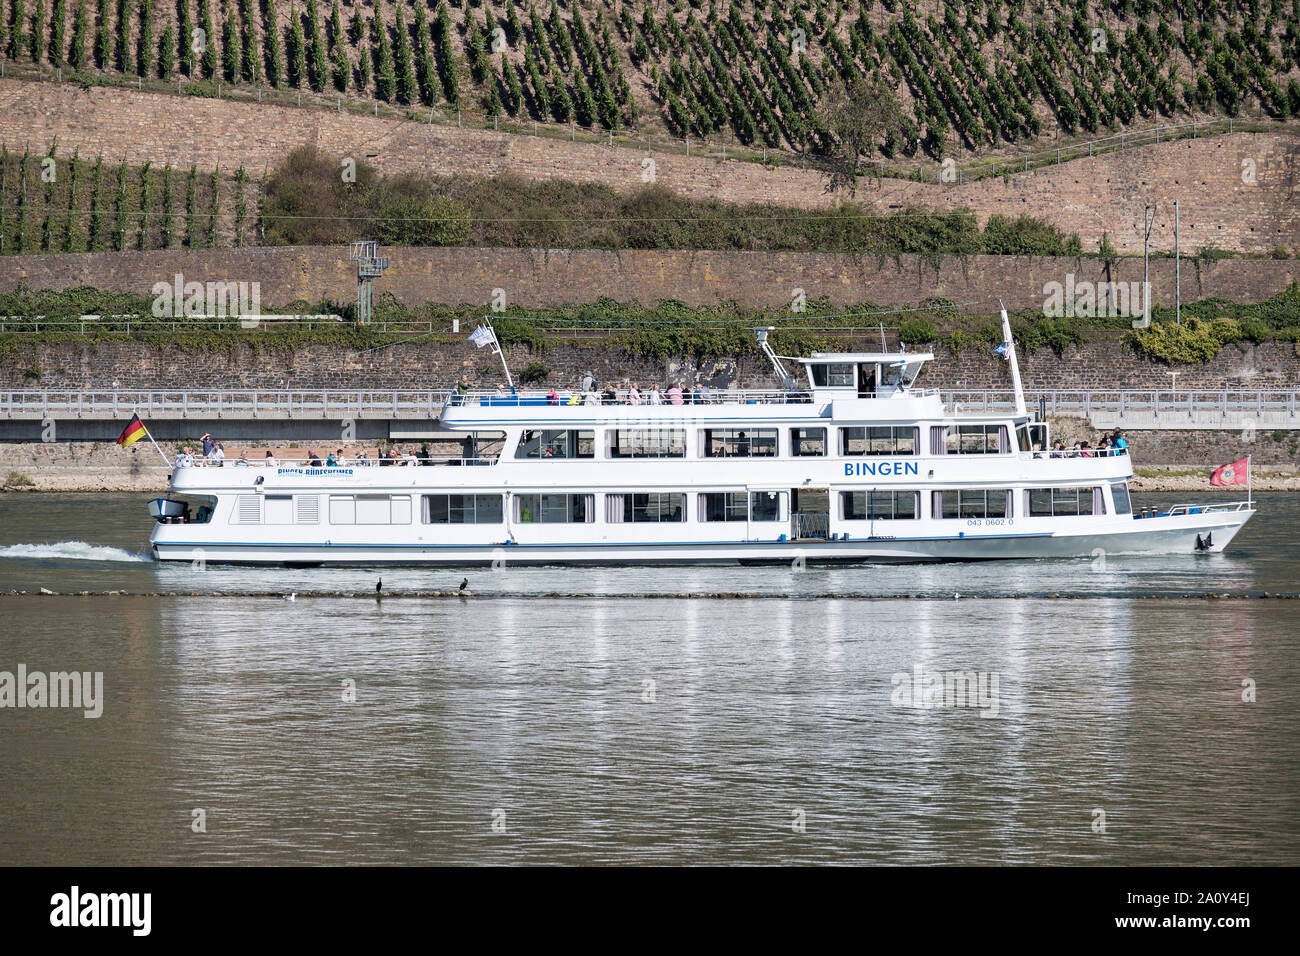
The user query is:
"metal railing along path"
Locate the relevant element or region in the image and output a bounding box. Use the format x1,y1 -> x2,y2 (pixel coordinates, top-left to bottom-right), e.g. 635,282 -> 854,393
4,389 -> 1298,424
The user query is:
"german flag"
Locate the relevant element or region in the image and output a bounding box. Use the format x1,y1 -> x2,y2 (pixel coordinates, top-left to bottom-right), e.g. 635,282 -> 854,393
117,414 -> 149,449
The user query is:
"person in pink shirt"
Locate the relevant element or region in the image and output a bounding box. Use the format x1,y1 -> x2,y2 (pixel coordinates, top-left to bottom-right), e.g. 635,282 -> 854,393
667,382 -> 684,406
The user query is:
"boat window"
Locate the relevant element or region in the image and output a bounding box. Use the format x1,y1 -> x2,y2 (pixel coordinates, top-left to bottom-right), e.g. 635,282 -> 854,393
931,425 -> 1010,455
607,429 -> 686,458
607,492 -> 685,523
749,491 -> 785,522
1111,481 -> 1132,515
514,493 -> 594,523
934,489 -> 1012,519
422,494 -> 503,524
699,492 -> 748,522
1026,487 -> 1100,517
810,363 -> 855,387
700,428 -> 778,458
790,427 -> 826,456
1016,423 -> 1048,453
515,429 -> 595,459
330,494 -> 413,524
841,426 -> 919,456
840,490 -> 920,520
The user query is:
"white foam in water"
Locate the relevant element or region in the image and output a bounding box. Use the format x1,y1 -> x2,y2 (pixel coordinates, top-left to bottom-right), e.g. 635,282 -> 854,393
0,541 -> 151,563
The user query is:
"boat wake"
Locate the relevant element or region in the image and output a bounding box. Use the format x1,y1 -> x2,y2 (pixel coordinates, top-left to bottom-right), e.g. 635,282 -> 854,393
0,541 -> 151,563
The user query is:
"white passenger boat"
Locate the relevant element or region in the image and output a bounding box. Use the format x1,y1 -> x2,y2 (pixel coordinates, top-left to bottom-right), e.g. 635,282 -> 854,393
149,314 -> 1255,566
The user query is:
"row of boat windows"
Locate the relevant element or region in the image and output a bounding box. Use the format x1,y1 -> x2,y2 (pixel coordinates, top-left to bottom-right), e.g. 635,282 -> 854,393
514,426 -> 1007,459
233,485 -> 1125,525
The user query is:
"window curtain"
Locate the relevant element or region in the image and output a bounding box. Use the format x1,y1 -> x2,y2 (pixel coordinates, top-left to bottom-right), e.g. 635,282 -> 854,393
929,427 -> 947,455
1092,486 -> 1105,515
931,490 -> 944,519
605,494 -> 626,523
998,426 -> 1011,454
1005,490 -> 1014,517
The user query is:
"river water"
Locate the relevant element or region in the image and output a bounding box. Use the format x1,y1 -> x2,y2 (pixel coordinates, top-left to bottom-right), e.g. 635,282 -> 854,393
1,492 -> 1297,865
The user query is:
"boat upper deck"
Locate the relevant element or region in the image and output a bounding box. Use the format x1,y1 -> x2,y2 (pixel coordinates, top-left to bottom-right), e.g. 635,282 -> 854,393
440,387 -> 951,428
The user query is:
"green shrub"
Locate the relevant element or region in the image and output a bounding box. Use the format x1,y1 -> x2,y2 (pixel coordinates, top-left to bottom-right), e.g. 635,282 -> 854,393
518,360 -> 550,384
898,318 -> 937,344
1125,316 -> 1245,363
3,471 -> 35,487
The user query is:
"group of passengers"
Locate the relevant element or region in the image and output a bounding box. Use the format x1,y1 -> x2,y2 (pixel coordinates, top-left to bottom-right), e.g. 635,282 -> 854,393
176,435 -> 482,468
544,373 -> 721,407
1047,428 -> 1129,458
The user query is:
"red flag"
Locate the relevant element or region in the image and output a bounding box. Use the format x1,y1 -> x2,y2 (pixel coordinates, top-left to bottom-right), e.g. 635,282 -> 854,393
1209,457 -> 1249,487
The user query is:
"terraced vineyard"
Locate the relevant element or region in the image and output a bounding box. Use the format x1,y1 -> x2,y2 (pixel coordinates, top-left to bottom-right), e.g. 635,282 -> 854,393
0,0 -> 1298,160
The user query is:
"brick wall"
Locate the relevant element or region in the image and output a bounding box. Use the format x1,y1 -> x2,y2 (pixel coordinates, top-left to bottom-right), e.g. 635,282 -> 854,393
2,78 -> 1296,254
2,245 -> 1297,312
6,337 -> 1297,392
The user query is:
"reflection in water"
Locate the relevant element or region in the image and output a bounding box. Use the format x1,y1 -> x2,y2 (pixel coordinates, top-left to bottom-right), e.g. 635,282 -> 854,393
1,594 -> 1295,865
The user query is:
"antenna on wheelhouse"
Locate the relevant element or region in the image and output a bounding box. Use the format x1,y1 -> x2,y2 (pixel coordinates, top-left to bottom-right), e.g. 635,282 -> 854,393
998,300 -> 1028,417
755,327 -> 794,389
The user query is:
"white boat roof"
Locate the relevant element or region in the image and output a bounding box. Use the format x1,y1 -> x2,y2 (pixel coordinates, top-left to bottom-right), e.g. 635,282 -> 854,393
795,352 -> 935,363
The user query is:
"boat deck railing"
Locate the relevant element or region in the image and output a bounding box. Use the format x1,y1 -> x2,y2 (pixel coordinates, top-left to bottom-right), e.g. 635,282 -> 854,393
178,455 -> 496,468
1162,501 -> 1254,515
1016,447 -> 1129,460
457,387 -> 808,407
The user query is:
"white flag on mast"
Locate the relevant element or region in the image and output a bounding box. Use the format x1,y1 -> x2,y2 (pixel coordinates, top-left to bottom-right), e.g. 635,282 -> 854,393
468,324 -> 496,349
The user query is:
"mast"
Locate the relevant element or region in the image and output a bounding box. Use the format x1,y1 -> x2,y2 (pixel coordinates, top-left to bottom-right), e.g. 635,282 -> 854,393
999,301 -> 1027,417
756,327 -> 794,389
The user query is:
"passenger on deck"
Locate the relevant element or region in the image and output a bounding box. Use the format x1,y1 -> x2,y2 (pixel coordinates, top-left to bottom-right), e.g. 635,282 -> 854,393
212,442 -> 226,466
1114,429 -> 1128,454
566,390 -> 582,407
699,384 -> 713,404
547,387 -> 559,406
690,384 -> 703,405
648,385 -> 662,405
201,433 -> 216,457
454,374 -> 470,406
1051,440 -> 1066,457
420,442 -> 433,465
602,385 -> 617,405
265,451 -> 278,468
178,447 -> 196,468
308,451 -> 323,467
628,384 -> 642,406
326,451 -> 338,467
357,451 -> 371,466
337,449 -> 351,467
667,383 -> 683,406
235,451 -> 250,467
402,447 -> 418,466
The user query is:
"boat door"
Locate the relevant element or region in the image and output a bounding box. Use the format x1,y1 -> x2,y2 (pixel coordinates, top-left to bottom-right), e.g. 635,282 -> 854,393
791,487 -> 830,540
857,363 -> 876,398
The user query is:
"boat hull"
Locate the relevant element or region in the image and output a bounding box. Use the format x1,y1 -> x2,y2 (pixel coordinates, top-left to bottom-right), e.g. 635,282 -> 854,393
151,509 -> 1253,566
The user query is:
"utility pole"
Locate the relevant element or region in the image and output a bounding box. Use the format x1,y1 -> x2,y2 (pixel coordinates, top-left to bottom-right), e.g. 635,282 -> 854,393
1136,204 -> 1154,328
1174,199 -> 1181,325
